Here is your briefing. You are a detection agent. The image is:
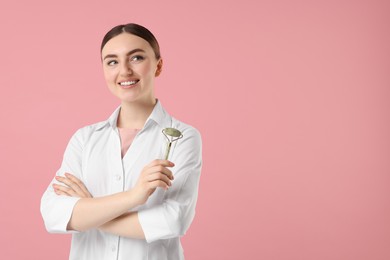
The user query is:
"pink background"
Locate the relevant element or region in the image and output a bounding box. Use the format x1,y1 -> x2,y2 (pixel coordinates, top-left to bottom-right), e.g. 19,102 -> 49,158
0,0 -> 389,259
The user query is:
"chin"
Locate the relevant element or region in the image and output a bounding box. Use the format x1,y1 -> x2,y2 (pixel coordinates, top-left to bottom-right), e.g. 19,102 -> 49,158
119,93 -> 143,103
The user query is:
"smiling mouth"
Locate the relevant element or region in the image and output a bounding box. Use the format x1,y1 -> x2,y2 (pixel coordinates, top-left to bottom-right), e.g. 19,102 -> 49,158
119,80 -> 139,86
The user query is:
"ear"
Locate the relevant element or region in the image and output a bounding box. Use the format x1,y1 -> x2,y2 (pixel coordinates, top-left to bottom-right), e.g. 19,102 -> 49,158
155,59 -> 163,77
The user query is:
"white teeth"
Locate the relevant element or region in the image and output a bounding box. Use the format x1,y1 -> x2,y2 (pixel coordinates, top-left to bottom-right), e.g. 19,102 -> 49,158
120,80 -> 137,86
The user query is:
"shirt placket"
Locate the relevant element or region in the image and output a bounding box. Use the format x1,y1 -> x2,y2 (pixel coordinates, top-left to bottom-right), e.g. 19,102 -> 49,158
108,129 -> 125,259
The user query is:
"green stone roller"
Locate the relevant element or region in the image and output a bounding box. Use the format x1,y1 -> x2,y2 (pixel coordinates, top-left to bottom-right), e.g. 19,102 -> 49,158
162,128 -> 183,160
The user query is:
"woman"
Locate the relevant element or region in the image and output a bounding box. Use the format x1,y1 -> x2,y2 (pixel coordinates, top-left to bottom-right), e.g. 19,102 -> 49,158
40,23 -> 202,260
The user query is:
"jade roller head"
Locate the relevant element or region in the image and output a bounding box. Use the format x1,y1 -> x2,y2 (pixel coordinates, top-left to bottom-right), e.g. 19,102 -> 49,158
162,128 -> 183,160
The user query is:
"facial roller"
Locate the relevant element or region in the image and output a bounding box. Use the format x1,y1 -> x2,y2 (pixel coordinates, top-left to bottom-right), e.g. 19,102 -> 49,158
162,128 -> 183,160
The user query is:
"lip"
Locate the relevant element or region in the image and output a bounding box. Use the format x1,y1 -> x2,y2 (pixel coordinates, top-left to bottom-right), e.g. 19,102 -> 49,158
118,79 -> 140,89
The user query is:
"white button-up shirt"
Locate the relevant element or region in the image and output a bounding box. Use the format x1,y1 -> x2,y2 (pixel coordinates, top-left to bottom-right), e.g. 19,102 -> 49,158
40,100 -> 202,260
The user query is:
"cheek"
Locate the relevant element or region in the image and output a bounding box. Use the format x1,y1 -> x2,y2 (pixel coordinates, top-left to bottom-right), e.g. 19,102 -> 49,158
139,62 -> 156,77
137,60 -> 156,76
103,68 -> 116,84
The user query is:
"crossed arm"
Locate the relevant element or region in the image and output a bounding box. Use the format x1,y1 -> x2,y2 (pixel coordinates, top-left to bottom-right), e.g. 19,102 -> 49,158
52,159 -> 175,239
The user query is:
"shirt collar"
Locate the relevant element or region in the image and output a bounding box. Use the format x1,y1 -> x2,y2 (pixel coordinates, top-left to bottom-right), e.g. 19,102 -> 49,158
147,99 -> 171,127
98,99 -> 171,131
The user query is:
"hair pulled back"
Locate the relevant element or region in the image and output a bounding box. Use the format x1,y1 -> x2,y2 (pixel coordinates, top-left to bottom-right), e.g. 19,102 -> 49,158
101,23 -> 161,60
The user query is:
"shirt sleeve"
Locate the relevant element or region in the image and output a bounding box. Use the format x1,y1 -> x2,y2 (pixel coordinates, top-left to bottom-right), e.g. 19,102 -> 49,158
138,127 -> 202,243
40,128 -> 85,233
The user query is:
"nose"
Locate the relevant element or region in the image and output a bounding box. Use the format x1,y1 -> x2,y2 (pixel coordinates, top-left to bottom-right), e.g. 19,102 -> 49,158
120,62 -> 133,76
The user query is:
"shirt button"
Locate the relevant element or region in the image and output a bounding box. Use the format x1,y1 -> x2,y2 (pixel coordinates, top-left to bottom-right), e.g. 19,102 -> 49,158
111,245 -> 116,252
115,175 -> 122,181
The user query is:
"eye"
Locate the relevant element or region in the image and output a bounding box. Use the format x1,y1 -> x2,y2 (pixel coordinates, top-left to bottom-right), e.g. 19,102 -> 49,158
107,60 -> 117,66
130,55 -> 145,63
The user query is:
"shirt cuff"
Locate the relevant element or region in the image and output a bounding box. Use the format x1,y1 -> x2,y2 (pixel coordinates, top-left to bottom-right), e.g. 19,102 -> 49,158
42,191 -> 81,233
138,205 -> 172,243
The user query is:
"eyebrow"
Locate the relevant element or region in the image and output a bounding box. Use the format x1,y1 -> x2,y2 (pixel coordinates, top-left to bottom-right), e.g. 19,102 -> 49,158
103,48 -> 146,60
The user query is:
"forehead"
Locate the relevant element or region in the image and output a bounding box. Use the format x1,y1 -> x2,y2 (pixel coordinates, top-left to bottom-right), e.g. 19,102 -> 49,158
101,33 -> 153,55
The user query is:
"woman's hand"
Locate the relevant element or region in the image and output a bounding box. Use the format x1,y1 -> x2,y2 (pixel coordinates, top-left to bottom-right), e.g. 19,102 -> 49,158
131,159 -> 175,206
53,173 -> 92,198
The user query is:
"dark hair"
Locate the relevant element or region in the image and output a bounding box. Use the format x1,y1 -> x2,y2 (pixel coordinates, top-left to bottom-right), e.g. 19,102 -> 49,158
101,23 -> 161,60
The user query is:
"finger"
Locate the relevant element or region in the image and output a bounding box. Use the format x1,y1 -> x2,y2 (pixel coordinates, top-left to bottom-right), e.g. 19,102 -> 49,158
53,187 -> 69,196
145,165 -> 174,180
148,159 -> 175,168
148,180 -> 170,191
56,175 -> 85,197
146,172 -> 172,186
53,184 -> 78,197
64,173 -> 92,198
53,183 -> 72,195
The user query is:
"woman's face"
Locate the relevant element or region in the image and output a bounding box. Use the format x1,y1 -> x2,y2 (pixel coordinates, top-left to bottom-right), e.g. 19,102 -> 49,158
101,33 -> 162,104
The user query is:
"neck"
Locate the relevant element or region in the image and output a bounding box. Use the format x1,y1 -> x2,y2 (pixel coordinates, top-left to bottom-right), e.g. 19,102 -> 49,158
117,98 -> 157,129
